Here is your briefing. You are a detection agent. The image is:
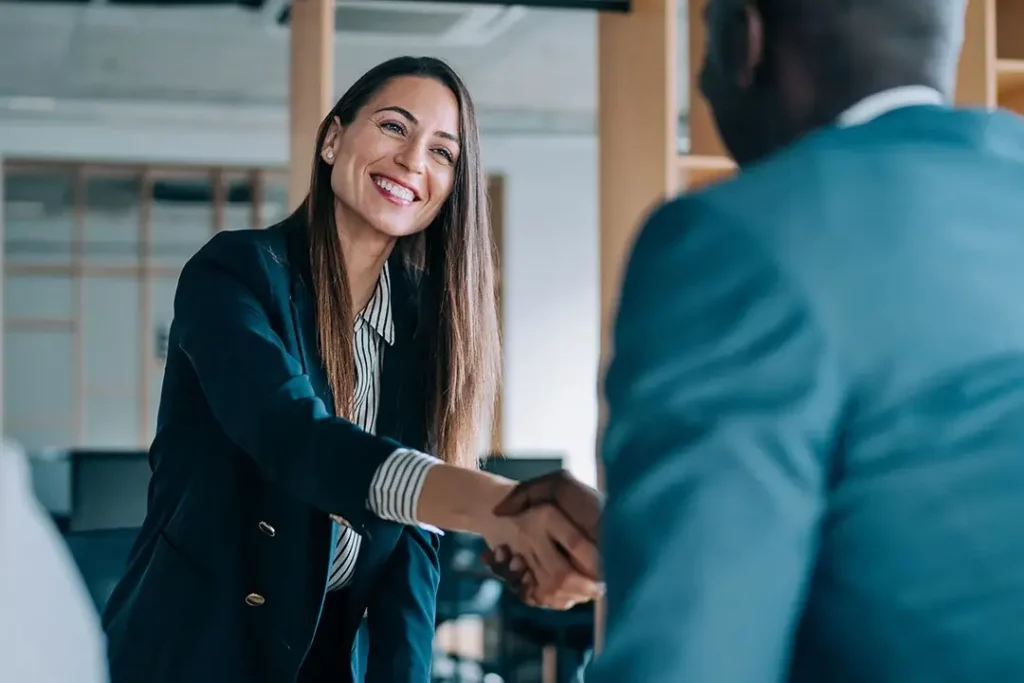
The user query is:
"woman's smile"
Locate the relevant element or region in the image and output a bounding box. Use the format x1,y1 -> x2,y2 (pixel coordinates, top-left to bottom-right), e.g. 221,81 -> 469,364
371,173 -> 420,206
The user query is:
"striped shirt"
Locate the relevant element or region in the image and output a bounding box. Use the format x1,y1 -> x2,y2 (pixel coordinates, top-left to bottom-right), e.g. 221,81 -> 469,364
327,262 -> 442,591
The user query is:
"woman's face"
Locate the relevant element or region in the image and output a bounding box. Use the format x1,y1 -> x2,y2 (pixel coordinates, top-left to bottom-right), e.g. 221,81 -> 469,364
322,76 -> 462,240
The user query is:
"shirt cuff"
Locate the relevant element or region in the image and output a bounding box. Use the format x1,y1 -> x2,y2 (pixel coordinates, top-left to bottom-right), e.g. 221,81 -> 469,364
367,448 -> 444,535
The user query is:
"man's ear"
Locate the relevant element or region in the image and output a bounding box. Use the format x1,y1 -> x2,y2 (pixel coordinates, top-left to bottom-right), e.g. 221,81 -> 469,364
719,2 -> 763,88
738,3 -> 765,88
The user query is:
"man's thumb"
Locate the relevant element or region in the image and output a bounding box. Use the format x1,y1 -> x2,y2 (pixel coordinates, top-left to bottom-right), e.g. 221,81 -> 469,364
492,487 -> 531,516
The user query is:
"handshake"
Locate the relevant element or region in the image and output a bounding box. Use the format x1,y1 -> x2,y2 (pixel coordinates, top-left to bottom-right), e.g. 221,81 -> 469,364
479,470 -> 605,610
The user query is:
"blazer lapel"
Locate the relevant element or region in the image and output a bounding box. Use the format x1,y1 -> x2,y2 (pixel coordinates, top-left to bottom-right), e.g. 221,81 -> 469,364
377,255 -> 428,448
284,218 -> 336,417
283,222 -> 428,607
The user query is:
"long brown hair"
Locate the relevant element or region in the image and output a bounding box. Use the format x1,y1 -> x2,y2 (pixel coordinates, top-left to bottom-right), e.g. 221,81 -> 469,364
294,56 -> 499,470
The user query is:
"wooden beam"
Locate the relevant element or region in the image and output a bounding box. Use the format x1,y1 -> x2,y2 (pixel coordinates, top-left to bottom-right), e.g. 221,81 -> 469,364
679,4 -> 734,193
3,318 -> 77,333
686,0 -> 726,157
251,169 -> 265,229
212,168 -> 226,235
488,174 -> 506,455
4,264 -> 182,279
956,0 -> 997,107
0,158 -> 4,434
138,171 -> 154,447
678,154 -> 736,193
288,0 -> 335,210
72,166 -> 86,446
596,0 -> 679,653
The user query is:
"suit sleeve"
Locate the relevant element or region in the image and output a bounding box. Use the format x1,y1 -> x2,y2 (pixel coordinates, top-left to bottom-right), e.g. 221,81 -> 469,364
174,234 -> 406,529
364,527 -> 441,683
590,197 -> 847,683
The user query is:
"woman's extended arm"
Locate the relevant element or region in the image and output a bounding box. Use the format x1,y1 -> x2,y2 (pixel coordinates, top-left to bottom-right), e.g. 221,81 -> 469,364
176,234 -> 600,602
174,236 -> 406,531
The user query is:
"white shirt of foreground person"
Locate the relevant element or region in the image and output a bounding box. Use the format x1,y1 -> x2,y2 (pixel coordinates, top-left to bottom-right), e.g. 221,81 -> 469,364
0,439 -> 109,683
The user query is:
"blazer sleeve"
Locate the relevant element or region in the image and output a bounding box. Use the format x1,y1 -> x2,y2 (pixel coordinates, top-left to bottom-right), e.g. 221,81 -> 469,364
173,232 -> 401,529
364,527 -> 441,683
590,196 -> 848,683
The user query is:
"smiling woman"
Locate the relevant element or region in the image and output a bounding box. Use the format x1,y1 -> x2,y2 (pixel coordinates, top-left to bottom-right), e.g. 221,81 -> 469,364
305,58 -> 492,472
100,56 -> 603,683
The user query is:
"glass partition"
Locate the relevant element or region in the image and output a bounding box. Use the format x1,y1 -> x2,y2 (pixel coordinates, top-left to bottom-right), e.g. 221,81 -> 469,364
2,161 -> 286,450
2,166 -> 77,449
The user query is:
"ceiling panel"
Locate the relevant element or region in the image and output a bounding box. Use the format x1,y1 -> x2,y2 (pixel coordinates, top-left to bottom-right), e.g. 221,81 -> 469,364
0,3 -> 610,117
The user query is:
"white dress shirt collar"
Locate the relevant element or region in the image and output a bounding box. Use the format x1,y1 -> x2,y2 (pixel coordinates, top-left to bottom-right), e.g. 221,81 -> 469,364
837,85 -> 945,128
356,261 -> 395,346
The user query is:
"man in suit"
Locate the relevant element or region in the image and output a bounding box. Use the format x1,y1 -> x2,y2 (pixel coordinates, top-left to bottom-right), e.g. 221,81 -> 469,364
503,0 -> 1024,680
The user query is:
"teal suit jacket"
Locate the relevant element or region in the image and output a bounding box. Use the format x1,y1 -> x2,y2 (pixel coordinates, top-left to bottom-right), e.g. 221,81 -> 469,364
591,105 -> 1024,682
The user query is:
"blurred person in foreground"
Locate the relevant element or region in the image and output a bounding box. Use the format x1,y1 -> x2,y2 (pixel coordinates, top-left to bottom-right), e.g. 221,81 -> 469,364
581,0 -> 1024,681
0,438 -> 108,682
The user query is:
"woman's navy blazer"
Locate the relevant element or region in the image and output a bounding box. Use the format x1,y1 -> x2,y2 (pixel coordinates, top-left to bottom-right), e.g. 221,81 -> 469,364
102,215 -> 441,683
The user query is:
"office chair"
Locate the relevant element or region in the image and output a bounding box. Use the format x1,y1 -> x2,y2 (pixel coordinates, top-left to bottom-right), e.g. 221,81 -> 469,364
433,531 -> 505,683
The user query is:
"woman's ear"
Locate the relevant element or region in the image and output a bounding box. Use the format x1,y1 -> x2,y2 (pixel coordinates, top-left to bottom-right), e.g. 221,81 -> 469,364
321,116 -> 344,165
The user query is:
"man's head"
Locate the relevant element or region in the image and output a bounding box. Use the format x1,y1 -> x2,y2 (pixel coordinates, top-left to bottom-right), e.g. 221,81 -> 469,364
699,0 -> 967,165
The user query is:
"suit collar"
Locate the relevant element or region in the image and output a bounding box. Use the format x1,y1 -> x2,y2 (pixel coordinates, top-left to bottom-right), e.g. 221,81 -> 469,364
837,86 -> 945,128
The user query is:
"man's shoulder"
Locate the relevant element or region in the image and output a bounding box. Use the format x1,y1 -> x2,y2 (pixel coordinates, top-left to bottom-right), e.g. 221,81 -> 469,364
667,106 -> 1012,243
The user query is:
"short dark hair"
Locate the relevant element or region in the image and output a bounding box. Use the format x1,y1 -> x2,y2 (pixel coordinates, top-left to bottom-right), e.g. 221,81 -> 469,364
759,0 -> 966,93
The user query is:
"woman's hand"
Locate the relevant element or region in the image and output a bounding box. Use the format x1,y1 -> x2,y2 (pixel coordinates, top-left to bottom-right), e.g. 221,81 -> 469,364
483,546 -> 602,609
477,505 -> 603,608
411,464 -> 603,606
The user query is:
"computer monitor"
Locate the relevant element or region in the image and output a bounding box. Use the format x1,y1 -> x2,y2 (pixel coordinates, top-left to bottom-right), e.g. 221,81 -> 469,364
481,454 -> 563,482
70,450 -> 151,532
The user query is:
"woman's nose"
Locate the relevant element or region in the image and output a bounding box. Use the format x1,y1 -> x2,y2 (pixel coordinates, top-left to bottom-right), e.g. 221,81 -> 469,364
395,142 -> 428,173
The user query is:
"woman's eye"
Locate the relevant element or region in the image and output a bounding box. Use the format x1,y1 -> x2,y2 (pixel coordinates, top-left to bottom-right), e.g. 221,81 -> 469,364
434,148 -> 454,162
381,121 -> 406,135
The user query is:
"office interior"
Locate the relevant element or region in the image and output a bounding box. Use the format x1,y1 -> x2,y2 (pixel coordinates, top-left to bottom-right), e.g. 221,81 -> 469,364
0,0 -> 1019,681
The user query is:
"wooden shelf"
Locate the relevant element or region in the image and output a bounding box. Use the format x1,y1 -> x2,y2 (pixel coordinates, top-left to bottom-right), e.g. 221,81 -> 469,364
997,59 -> 1024,90
3,317 -> 76,332
997,59 -> 1024,112
677,154 -> 736,191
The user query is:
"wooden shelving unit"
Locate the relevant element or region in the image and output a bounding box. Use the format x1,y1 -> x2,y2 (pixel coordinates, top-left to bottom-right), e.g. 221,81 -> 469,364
996,0 -> 1024,113
997,57 -> 1024,111
680,0 -> 1024,186
959,0 -> 1024,111
678,154 -> 736,191
678,0 -> 735,192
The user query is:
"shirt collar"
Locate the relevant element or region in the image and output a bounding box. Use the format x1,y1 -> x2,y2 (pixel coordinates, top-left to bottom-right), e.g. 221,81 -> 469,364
837,85 -> 945,128
357,261 -> 396,346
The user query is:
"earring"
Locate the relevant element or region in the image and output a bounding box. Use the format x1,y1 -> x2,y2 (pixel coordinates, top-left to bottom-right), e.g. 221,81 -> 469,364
324,149 -> 334,161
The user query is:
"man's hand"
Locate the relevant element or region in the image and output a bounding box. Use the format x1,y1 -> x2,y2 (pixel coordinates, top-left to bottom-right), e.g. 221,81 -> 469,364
484,470 -> 605,608
495,469 -> 604,548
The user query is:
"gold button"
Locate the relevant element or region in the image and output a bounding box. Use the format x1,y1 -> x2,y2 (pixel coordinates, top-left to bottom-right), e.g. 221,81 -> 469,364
258,521 -> 276,537
245,593 -> 266,607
